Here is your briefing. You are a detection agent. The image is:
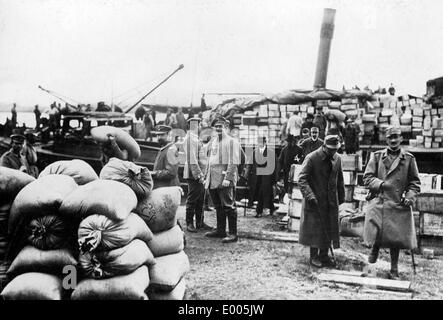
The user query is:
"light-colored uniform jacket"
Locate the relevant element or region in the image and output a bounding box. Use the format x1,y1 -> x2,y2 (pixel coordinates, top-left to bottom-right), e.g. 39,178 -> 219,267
204,132 -> 240,189
183,132 -> 206,180
363,148 -> 421,249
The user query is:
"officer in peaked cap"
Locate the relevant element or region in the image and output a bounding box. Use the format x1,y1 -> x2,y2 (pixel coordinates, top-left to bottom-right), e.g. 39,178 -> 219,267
0,130 -> 28,172
183,116 -> 213,232
211,116 -> 229,128
151,124 -> 180,188
204,115 -> 240,243
363,124 -> 420,279
297,134 -> 345,268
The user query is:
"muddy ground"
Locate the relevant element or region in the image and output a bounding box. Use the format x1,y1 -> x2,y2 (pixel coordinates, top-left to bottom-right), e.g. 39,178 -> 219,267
178,206 -> 443,300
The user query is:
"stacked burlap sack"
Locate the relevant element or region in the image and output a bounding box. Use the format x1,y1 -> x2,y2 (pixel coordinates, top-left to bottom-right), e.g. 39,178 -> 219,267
135,185 -> 190,300
0,167 -> 36,291
0,159 -> 99,300
1,158 -> 190,300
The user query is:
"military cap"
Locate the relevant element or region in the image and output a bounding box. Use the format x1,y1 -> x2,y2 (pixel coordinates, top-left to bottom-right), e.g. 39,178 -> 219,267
10,133 -> 25,143
211,116 -> 229,127
187,117 -> 202,123
324,134 -> 341,149
385,126 -> 402,137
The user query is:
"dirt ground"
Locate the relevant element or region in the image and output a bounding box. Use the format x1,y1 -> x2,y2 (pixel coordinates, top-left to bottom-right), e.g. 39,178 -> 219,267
178,205 -> 443,300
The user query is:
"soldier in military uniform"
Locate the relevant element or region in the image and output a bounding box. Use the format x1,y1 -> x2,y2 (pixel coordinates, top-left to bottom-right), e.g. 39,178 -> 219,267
183,117 -> 213,232
363,126 -> 421,279
151,125 -> 180,189
0,131 -> 29,173
204,117 -> 241,243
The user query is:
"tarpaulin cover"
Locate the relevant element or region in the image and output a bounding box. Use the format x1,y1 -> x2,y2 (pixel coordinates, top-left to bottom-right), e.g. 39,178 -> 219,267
209,88 -> 374,121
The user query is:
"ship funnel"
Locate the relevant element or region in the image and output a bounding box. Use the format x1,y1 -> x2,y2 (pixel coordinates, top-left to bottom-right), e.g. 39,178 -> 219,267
313,8 -> 336,89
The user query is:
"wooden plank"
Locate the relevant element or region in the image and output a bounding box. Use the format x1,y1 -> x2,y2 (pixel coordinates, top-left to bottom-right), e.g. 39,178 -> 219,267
324,269 -> 365,277
238,230 -> 298,243
317,273 -> 411,292
359,288 -> 413,299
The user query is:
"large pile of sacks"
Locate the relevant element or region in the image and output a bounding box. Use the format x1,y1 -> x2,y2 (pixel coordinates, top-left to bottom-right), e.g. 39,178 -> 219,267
0,158 -> 189,300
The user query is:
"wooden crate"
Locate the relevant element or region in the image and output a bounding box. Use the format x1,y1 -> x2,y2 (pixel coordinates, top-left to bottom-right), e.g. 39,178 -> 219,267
420,212 -> 443,236
288,217 -> 300,232
416,192 -> 443,214
419,235 -> 443,256
290,187 -> 303,200
353,186 -> 368,202
340,154 -> 362,171
288,199 -> 302,218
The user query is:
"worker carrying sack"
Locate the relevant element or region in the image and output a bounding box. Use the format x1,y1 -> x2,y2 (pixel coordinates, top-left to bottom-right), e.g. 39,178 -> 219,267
71,265 -> 150,300
27,215 -> 74,250
8,174 -> 78,234
59,180 -> 137,222
0,167 -> 35,204
0,272 -> 64,300
78,213 -> 153,253
135,186 -> 183,233
79,239 -> 155,279
7,246 -> 77,277
149,251 -> 190,291
147,225 -> 185,257
99,158 -> 154,199
39,159 -> 98,185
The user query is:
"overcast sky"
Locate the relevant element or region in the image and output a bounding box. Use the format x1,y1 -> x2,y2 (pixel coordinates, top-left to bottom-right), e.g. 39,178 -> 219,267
1,0 -> 442,110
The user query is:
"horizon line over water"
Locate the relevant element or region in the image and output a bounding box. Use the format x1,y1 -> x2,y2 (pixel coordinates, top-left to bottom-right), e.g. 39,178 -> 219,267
0,112 -> 166,129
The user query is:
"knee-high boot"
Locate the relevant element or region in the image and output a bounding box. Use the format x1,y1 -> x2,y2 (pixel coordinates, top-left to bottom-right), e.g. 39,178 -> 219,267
222,209 -> 238,243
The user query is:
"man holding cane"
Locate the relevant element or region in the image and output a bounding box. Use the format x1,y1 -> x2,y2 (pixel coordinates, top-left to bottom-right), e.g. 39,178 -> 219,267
298,135 -> 345,268
363,126 -> 420,279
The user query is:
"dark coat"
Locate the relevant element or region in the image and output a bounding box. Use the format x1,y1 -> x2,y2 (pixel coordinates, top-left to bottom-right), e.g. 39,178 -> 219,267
245,146 -> 276,208
153,142 -> 180,188
276,143 -> 304,192
298,147 -> 345,248
300,137 -> 324,157
363,148 -> 420,249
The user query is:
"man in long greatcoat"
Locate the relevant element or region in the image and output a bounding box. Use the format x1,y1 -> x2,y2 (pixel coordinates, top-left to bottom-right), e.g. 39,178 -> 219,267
363,126 -> 420,279
298,135 -> 345,268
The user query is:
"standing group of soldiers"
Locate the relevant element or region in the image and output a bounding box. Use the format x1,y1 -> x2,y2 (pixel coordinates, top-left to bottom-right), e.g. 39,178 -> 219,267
0,103 -> 422,279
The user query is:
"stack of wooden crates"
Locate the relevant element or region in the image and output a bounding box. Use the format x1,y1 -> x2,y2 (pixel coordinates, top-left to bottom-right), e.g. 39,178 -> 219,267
288,164 -> 303,232
416,183 -> 443,255
341,154 -> 364,209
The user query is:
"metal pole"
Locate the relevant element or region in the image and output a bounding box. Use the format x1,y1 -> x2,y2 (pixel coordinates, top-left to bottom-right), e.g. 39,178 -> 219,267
124,64 -> 184,114
313,8 -> 336,89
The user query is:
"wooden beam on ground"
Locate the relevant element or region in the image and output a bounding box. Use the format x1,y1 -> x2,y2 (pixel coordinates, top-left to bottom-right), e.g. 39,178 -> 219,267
238,230 -> 299,243
324,269 -> 366,277
358,288 -> 413,299
317,272 -> 411,292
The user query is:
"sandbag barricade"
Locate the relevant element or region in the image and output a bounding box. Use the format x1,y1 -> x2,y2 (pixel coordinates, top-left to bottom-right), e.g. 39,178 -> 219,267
148,251 -> 190,293
78,213 -> 153,253
71,265 -> 150,300
39,159 -> 98,185
134,186 -> 182,233
7,174 -> 79,261
90,125 -> 141,161
8,174 -> 78,234
78,239 -> 155,279
59,180 -> 137,222
0,167 -> 35,205
0,272 -> 65,300
99,158 -> 153,199
147,225 -> 185,257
